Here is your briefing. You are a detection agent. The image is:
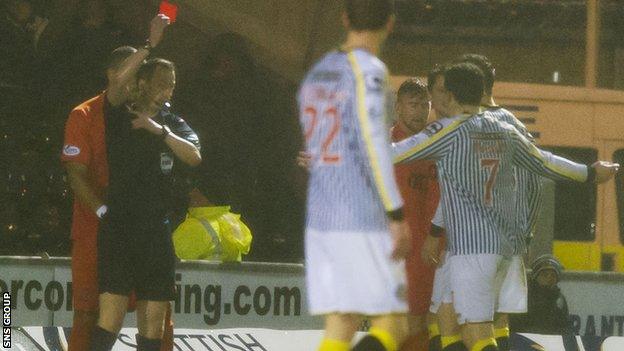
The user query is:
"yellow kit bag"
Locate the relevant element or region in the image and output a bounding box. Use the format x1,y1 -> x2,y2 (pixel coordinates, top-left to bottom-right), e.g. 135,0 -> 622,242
173,206 -> 252,262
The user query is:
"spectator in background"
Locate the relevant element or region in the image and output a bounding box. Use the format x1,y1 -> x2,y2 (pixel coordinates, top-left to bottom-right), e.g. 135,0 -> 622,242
177,33 -> 301,262
0,0 -> 41,90
45,0 -> 128,119
510,255 -> 574,335
182,33 -> 261,210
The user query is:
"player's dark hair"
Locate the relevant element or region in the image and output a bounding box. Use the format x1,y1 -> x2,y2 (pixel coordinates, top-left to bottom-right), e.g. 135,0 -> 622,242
456,54 -> 495,95
106,46 -> 137,71
137,58 -> 176,82
427,64 -> 446,93
397,77 -> 427,99
444,63 -> 484,106
345,0 -> 394,31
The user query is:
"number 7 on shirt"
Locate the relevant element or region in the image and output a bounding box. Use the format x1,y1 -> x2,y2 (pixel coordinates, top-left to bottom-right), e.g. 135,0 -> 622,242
481,158 -> 499,206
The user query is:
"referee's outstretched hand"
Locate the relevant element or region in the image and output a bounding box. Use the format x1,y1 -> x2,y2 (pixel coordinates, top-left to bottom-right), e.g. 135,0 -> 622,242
592,161 -> 620,183
389,219 -> 411,261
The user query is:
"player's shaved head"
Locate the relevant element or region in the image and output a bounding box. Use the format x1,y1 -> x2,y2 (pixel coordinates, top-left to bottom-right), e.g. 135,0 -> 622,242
444,63 -> 484,106
456,54 -> 495,96
106,46 -> 137,71
345,0 -> 394,31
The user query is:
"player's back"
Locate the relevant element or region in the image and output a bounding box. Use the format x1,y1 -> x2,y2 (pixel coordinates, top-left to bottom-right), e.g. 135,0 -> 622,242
436,113 -> 523,255
486,106 -> 542,254
298,49 -> 395,232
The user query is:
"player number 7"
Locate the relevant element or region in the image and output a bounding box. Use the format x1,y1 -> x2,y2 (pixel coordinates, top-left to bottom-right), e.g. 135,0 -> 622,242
480,158 -> 499,206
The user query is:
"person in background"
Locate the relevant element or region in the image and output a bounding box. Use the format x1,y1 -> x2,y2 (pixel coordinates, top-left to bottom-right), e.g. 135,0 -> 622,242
510,255 -> 573,335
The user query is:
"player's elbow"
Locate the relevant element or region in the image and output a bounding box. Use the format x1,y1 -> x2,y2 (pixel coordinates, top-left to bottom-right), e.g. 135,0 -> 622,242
186,151 -> 202,167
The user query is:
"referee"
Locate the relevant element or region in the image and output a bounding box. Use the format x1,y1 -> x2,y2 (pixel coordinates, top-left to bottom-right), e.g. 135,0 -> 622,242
89,58 -> 201,351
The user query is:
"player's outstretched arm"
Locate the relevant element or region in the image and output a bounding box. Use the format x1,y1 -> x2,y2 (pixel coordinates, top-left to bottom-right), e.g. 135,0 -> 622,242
591,161 -> 620,183
512,131 -> 619,183
392,118 -> 463,165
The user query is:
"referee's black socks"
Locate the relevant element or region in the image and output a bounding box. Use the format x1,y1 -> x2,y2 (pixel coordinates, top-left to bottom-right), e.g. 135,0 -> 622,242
136,334 -> 162,351
89,326 -> 117,351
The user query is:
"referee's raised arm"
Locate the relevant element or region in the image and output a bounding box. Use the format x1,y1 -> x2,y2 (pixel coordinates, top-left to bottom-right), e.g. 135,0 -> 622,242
107,14 -> 170,106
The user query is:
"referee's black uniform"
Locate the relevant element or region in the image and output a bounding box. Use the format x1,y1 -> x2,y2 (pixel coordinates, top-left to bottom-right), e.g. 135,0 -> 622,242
98,103 -> 200,301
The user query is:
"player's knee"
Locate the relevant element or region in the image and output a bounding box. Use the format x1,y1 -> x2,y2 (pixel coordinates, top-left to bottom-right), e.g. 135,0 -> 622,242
324,313 -> 362,341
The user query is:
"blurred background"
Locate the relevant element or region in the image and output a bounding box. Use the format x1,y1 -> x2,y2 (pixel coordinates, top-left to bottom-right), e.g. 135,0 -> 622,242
2,0 -> 624,268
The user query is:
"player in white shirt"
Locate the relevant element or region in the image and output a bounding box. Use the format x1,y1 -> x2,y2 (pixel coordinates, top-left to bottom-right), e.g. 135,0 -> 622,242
298,1 -> 410,351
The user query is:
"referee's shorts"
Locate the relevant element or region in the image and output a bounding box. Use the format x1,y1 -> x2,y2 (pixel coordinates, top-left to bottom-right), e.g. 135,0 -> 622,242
97,217 -> 176,301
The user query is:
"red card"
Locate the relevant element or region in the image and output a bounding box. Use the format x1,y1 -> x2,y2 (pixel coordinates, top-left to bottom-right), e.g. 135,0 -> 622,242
159,0 -> 178,23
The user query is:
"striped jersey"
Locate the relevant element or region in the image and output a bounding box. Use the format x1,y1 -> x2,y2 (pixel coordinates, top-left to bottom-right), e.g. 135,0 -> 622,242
392,112 -> 589,256
298,49 -> 403,232
486,106 -> 543,254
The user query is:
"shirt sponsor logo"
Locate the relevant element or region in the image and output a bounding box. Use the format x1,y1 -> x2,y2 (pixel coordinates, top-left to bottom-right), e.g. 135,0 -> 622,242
423,122 -> 443,136
160,152 -> 174,175
62,145 -> 80,156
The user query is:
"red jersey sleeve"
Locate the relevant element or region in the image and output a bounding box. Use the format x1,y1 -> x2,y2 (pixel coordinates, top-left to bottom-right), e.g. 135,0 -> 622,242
61,108 -> 91,166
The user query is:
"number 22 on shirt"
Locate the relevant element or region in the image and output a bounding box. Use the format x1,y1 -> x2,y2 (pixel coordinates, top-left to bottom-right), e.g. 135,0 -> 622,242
303,105 -> 341,165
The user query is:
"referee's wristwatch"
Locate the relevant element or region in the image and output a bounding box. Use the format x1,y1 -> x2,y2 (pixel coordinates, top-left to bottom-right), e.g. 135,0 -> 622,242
143,39 -> 154,53
161,124 -> 171,140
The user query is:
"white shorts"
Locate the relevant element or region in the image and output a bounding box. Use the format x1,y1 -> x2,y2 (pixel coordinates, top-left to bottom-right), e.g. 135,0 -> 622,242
305,228 -> 408,316
496,255 -> 528,313
429,252 -> 452,314
448,254 -> 509,324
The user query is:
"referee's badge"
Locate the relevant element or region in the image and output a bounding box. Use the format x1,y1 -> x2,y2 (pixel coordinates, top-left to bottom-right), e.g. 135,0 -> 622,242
160,152 -> 174,175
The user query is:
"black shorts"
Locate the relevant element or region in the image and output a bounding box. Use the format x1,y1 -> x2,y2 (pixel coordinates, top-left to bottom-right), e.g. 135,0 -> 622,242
97,217 -> 176,301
